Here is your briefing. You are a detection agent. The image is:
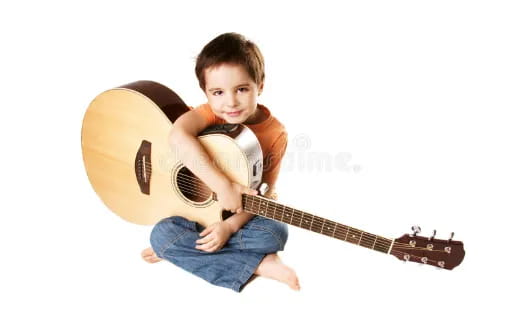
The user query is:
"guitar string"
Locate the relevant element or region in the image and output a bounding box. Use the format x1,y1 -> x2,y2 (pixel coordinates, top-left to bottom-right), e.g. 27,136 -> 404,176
175,176 -> 440,253
172,180 -> 392,251
175,183 -> 449,255
175,170 -> 430,248
172,172 -> 447,253
175,183 -> 212,200
175,175 -> 210,191
176,172 -> 424,247
174,181 -> 446,253
245,195 -> 393,252
175,176 -> 212,196
245,190 -> 455,253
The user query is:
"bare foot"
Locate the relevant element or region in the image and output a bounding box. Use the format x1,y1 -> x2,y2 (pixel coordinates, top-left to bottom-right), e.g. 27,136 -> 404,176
141,247 -> 162,263
254,253 -> 300,290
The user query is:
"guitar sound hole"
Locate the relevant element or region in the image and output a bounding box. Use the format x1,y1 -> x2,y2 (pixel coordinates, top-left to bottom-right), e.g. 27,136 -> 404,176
176,167 -> 212,203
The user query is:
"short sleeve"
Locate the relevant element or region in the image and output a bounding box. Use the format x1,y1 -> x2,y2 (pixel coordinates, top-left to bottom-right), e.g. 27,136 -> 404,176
190,104 -> 218,125
262,132 -> 288,200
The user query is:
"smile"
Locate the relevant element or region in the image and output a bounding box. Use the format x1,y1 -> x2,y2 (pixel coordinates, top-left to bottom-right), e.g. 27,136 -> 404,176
225,110 -> 243,117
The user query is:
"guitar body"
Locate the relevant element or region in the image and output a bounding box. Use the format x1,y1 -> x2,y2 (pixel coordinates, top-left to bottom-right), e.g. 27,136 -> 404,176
81,81 -> 262,226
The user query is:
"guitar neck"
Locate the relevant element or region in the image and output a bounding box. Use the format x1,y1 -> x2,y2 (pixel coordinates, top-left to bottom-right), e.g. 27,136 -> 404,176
243,194 -> 394,254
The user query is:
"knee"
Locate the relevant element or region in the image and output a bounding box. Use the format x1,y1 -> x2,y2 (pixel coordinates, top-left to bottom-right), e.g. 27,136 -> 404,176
260,219 -> 289,251
150,216 -> 183,257
276,222 -> 289,250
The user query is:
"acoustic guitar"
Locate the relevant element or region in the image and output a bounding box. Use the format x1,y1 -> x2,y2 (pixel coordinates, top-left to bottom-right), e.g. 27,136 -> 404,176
81,80 -> 465,270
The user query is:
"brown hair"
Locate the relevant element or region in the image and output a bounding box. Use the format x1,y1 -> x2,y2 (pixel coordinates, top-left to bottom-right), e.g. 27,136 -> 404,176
195,32 -> 265,91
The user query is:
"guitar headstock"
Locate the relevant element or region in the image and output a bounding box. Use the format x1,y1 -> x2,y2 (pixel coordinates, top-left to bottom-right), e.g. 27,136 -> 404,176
390,226 -> 465,270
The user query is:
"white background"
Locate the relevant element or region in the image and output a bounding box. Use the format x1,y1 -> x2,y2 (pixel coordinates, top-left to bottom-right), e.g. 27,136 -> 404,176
1,0 -> 519,324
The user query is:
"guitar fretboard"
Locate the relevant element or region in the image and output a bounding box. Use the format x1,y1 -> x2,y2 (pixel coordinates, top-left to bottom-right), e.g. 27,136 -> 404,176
243,194 -> 393,254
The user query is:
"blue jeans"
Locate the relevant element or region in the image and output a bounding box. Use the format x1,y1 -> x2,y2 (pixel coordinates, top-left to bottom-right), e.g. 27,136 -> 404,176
150,215 -> 289,292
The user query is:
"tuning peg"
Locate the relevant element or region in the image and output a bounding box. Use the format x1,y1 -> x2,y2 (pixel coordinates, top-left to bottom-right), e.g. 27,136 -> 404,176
448,232 -> 455,243
429,229 -> 437,241
411,225 -> 421,237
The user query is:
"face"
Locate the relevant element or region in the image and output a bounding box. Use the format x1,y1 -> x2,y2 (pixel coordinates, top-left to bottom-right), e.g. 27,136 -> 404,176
204,63 -> 263,124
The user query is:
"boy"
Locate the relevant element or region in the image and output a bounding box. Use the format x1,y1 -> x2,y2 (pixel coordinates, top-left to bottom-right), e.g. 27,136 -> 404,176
141,33 -> 299,292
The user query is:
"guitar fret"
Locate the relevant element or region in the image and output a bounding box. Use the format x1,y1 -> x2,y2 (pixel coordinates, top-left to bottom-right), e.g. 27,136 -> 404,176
274,203 -> 282,222
265,200 -> 272,218
310,216 -> 323,233
265,200 -> 272,219
244,195 -> 249,211
280,203 -> 286,223
250,196 -> 257,213
256,197 -> 262,214
283,207 -> 293,224
334,225 -> 346,240
272,202 -> 279,221
323,220 -> 335,237
347,228 -> 362,245
360,232 -> 371,248
271,201 -> 277,220
375,238 -> 391,253
288,208 -> 297,226
372,236 -> 378,250
259,199 -> 266,216
302,213 -> 312,230
363,234 -> 373,248
293,210 -> 303,226
315,217 -> 324,233
360,233 -> 377,249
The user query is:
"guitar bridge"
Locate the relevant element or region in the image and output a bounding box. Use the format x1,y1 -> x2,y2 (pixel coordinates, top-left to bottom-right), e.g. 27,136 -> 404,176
135,140 -> 152,195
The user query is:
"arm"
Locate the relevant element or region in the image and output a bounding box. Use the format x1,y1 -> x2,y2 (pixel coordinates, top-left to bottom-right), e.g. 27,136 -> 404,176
169,109 -> 257,213
259,132 -> 288,201
224,211 -> 255,233
169,110 -> 230,195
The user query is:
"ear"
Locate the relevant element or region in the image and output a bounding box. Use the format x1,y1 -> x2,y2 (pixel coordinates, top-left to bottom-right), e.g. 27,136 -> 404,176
257,82 -> 264,96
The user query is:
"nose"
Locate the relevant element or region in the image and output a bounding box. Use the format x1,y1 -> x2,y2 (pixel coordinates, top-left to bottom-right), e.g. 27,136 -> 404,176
225,93 -> 239,108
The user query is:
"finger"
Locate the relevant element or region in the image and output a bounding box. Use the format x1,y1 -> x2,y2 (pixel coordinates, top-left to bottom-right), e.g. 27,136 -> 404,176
199,225 -> 214,237
196,239 -> 218,251
204,242 -> 221,253
196,234 -> 213,245
236,207 -> 243,214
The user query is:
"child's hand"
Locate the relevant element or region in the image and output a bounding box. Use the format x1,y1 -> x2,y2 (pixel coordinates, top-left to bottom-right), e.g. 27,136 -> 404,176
195,221 -> 234,253
216,182 -> 257,214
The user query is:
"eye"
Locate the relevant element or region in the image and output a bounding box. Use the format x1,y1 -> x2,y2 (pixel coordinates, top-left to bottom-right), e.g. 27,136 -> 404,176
212,90 -> 223,96
237,87 -> 249,93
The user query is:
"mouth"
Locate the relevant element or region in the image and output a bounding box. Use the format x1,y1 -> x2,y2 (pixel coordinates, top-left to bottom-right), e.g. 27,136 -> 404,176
225,110 -> 243,117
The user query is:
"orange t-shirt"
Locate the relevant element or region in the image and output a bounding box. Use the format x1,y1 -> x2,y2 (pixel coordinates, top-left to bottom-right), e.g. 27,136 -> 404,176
190,103 -> 287,199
